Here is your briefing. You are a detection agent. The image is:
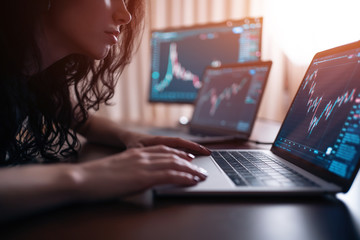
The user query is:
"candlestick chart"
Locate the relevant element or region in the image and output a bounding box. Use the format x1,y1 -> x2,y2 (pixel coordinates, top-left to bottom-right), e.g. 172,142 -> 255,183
150,33 -> 240,103
278,63 -> 358,147
149,18 -> 263,103
154,43 -> 201,92
191,66 -> 268,133
207,78 -> 249,116
195,74 -> 250,120
273,47 -> 360,179
304,69 -> 356,136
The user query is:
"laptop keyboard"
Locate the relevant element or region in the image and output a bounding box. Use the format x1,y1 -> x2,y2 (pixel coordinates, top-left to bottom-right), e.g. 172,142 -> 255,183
211,151 -> 318,187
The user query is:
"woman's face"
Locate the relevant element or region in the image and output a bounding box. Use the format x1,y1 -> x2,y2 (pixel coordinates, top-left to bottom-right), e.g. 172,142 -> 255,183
45,0 -> 132,60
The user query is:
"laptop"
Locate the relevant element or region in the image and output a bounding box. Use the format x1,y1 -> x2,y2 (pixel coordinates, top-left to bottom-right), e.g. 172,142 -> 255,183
148,61 -> 272,143
156,40 -> 360,196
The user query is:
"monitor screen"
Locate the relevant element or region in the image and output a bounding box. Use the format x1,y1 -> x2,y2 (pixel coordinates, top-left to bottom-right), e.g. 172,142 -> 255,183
149,17 -> 263,103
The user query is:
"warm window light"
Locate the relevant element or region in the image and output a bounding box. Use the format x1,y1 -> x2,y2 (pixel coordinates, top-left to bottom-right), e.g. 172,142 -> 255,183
269,0 -> 360,64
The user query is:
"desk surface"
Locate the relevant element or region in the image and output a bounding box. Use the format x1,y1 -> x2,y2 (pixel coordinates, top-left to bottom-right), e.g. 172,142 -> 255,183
1,119 -> 360,240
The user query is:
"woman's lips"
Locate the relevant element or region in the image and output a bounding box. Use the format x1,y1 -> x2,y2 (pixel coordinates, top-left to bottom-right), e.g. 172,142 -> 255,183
105,31 -> 120,44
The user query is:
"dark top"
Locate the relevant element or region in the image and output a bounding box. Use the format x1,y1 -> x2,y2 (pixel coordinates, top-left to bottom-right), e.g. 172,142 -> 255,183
0,61 -> 78,166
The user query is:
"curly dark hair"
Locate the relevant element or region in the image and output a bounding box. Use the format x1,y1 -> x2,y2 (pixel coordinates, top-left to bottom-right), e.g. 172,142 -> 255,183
0,0 -> 145,166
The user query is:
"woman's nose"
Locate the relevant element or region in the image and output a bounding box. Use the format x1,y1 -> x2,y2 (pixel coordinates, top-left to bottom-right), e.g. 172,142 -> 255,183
113,0 -> 132,25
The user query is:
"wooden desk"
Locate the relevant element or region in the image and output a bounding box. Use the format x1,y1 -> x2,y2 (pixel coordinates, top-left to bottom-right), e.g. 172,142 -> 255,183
1,119 -> 360,240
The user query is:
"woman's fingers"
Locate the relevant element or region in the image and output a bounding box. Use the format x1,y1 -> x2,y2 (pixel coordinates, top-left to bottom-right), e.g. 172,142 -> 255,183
123,147 -> 208,187
143,156 -> 208,181
140,145 -> 196,161
149,170 -> 201,187
98,146 -> 210,193
142,136 -> 211,156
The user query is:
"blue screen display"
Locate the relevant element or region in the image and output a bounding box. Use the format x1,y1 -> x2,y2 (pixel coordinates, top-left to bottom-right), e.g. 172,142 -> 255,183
274,47 -> 360,179
191,64 -> 270,133
149,18 -> 262,103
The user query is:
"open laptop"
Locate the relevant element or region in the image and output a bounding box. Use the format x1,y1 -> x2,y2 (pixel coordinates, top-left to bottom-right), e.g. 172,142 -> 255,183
156,40 -> 360,196
148,61 -> 272,143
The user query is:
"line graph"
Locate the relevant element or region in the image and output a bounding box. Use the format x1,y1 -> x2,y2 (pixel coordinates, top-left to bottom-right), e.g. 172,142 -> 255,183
206,78 -> 249,116
304,69 -> 357,135
210,78 -> 249,115
154,43 -> 201,92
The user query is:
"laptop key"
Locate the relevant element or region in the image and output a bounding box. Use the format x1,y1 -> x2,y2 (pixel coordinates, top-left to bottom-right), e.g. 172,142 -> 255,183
228,175 -> 247,186
262,179 -> 283,187
244,176 -> 264,186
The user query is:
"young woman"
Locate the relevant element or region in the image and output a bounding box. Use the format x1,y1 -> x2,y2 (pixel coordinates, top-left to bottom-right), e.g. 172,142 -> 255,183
0,0 -> 210,221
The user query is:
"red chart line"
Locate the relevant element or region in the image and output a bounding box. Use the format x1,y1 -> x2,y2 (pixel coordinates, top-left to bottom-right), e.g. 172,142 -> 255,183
155,43 -> 201,92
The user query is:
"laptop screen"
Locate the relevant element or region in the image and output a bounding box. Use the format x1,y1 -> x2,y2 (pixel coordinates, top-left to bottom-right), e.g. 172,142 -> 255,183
274,42 -> 360,180
190,61 -> 272,136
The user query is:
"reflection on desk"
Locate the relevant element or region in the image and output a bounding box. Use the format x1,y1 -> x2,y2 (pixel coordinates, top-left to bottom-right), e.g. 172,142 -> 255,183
1,195 -> 359,240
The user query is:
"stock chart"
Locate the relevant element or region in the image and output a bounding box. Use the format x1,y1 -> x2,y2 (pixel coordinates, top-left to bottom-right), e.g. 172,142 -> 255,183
191,66 -> 268,133
274,50 -> 360,178
149,18 -> 262,103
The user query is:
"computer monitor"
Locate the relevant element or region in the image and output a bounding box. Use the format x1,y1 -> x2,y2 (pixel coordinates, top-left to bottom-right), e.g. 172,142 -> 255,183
148,17 -> 263,104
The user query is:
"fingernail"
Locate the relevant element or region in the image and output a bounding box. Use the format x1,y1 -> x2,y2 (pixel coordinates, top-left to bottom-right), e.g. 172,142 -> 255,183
199,145 -> 211,154
187,153 -> 195,159
198,167 -> 208,177
193,176 -> 201,182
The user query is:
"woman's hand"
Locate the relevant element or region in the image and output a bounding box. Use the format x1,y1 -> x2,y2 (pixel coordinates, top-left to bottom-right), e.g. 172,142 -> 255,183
75,115 -> 211,156
124,132 -> 211,156
76,145 -> 208,200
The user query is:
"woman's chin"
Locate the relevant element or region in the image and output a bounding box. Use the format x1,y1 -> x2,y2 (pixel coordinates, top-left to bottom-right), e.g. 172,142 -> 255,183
89,46 -> 111,60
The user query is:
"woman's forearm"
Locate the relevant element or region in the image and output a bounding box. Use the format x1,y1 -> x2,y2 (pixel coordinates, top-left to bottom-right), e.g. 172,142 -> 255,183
0,144 -> 209,222
75,114 -> 132,148
0,164 -> 82,222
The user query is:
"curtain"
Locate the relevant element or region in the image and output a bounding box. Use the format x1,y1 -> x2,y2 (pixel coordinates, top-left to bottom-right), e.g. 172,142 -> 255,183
250,0 -> 360,122
96,0 -> 360,126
